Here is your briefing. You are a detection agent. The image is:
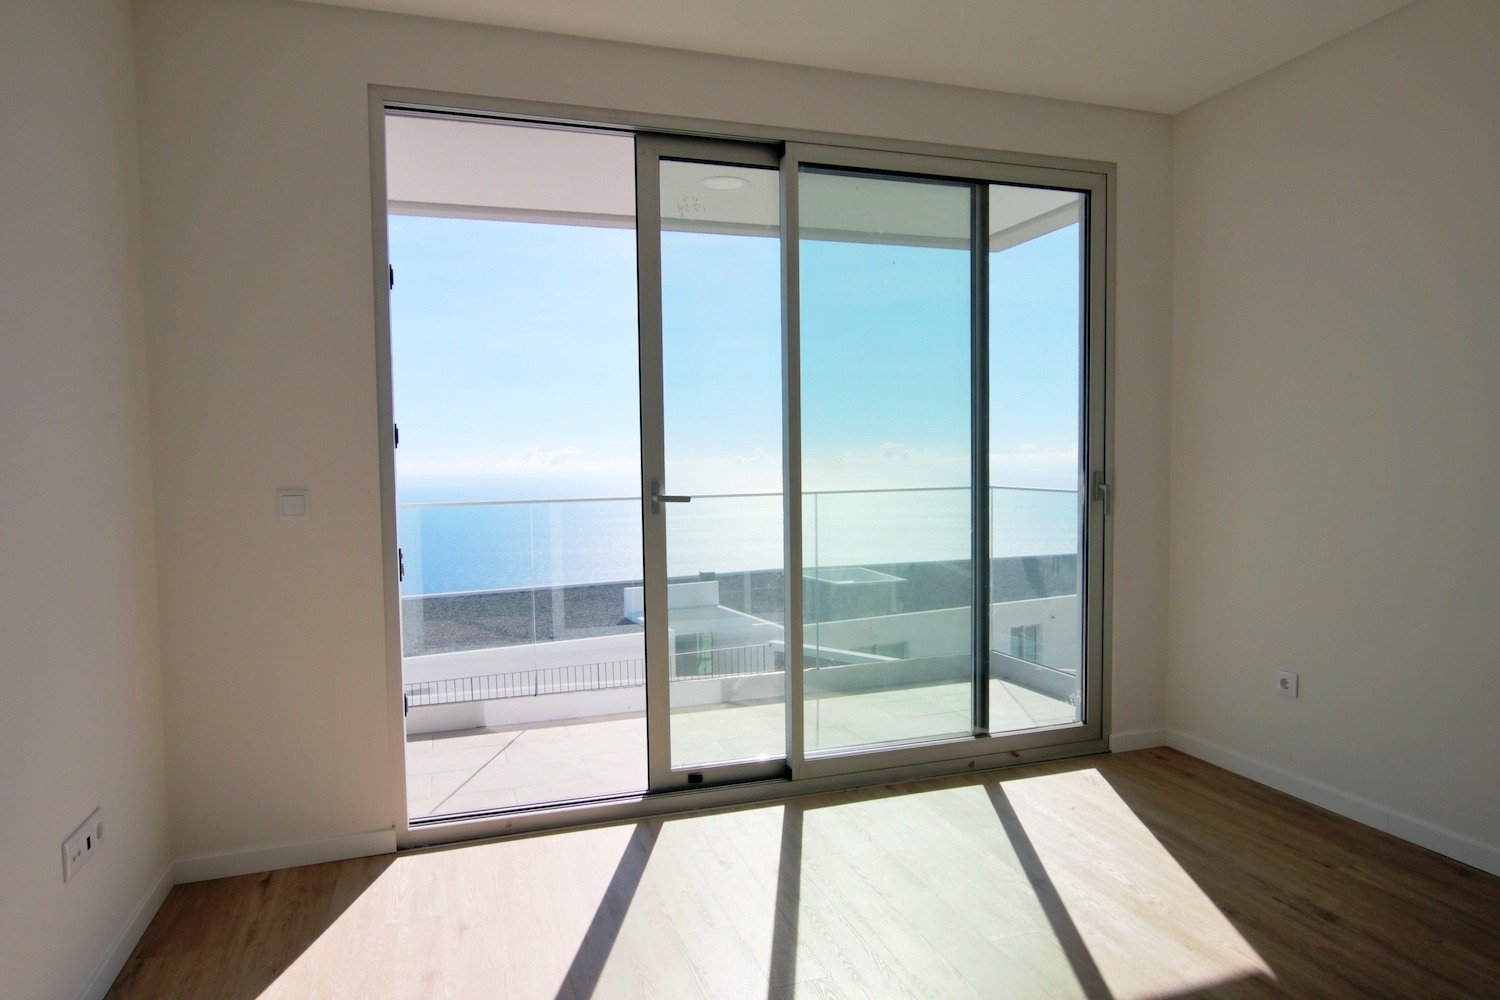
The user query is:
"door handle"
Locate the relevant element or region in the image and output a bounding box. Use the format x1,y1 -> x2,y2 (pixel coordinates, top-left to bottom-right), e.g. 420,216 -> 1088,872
1091,472 -> 1112,516
650,482 -> 692,513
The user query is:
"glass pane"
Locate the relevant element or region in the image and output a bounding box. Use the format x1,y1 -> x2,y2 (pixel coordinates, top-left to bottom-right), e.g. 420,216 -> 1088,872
388,116 -> 647,818
987,184 -> 1085,732
798,166 -> 975,755
658,159 -> 786,769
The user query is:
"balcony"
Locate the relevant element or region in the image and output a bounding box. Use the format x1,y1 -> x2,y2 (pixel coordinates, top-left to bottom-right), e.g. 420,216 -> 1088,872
400,487 -> 1081,817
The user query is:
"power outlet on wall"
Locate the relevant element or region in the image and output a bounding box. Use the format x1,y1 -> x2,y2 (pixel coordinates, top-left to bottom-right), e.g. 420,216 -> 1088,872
1275,670 -> 1300,699
63,808 -> 104,882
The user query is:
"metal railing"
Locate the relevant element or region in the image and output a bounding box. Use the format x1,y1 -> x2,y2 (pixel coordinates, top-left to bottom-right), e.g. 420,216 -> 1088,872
395,483 -> 1076,511
396,485 -> 1079,605
405,657 -> 644,707
671,640 -> 774,678
404,642 -> 779,708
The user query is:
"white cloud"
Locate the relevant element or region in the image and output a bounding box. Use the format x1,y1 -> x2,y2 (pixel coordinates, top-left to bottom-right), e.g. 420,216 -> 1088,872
871,441 -> 920,460
396,452 -> 636,479
526,446 -> 580,465
728,448 -> 778,465
990,445 -> 1076,468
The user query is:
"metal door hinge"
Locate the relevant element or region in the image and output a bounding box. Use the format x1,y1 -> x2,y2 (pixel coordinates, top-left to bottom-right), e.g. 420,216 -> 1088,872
398,547 -> 405,581
389,265 -> 395,290
393,422 -> 399,447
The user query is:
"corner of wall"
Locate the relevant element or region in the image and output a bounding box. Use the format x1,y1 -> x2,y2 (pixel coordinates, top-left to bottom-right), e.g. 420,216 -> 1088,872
0,2 -> 173,996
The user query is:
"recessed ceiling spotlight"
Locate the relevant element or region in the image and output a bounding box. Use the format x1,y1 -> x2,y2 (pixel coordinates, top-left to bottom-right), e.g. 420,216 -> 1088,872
702,175 -> 748,191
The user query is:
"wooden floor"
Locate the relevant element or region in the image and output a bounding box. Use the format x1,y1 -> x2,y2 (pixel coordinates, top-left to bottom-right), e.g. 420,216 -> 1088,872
107,749 -> 1500,999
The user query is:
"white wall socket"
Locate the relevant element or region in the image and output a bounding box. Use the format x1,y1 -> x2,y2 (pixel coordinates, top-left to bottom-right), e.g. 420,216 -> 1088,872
1275,670 -> 1300,699
63,808 -> 103,882
277,487 -> 310,518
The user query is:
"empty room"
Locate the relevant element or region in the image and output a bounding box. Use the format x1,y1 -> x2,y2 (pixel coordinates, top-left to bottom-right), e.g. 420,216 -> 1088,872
3,0 -> 1497,997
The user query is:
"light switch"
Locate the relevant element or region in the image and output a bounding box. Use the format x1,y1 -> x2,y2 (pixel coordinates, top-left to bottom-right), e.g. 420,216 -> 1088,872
277,488 -> 310,518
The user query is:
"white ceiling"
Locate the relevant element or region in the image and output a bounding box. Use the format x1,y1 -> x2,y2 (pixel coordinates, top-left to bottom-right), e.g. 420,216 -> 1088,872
309,0 -> 1412,114
387,115 -> 1081,248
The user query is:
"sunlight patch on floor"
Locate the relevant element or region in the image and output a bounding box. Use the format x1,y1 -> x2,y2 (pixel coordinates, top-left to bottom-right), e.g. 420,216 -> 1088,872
258,766 -> 1271,998
966,768 -> 1274,997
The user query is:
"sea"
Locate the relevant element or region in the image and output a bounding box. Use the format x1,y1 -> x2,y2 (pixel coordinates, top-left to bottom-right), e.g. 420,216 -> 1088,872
397,480 -> 1078,598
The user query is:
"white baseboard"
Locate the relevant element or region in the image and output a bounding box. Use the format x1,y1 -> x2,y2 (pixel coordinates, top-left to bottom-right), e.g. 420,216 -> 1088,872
1385,811 -> 1498,876
1107,728 -> 1170,753
173,827 -> 397,884
78,863 -> 173,1000
1159,730 -> 1500,877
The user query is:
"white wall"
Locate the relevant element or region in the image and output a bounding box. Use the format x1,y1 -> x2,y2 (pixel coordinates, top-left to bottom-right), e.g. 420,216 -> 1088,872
992,596 -> 1082,674
403,633 -> 645,685
133,0 -> 1172,865
1170,0 -> 1499,859
0,2 -> 171,996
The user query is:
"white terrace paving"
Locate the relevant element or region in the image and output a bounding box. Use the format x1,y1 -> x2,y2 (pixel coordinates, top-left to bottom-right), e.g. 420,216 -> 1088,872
407,679 -> 1075,818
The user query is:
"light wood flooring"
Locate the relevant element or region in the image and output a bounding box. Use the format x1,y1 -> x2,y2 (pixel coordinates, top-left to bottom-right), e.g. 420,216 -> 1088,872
107,748 -> 1500,998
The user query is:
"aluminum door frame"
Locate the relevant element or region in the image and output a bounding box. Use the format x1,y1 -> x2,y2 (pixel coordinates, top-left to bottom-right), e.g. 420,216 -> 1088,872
370,90 -> 1113,849
635,134 -> 789,793
779,141 -> 1107,782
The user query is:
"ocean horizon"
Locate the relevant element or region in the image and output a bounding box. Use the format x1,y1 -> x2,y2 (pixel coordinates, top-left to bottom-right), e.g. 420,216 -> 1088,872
397,481 -> 1078,598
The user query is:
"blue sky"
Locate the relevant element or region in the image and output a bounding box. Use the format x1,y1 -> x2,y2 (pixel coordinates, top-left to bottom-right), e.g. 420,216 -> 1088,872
389,215 -> 1080,502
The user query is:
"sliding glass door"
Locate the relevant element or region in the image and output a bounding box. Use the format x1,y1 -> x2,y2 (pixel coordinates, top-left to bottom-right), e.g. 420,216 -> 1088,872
638,139 -> 1103,783
386,109 -> 1106,826
387,116 -> 651,820
794,165 -> 978,756
636,138 -> 788,790
987,184 -> 1089,733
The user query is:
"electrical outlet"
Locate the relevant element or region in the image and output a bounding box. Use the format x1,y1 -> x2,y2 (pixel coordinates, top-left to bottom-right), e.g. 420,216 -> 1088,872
63,808 -> 103,882
1275,670 -> 1299,699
